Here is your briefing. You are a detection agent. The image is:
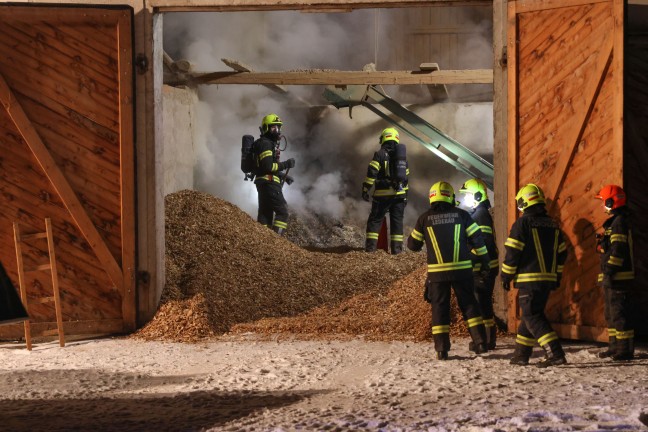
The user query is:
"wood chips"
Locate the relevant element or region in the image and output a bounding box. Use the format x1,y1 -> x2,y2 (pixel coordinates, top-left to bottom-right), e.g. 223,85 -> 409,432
134,190 -> 470,343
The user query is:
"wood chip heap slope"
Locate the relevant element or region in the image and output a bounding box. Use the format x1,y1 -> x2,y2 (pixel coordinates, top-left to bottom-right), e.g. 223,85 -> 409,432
135,190 -> 444,343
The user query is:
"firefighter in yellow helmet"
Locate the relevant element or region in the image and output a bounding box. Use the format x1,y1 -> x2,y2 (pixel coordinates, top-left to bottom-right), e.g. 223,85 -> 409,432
458,178 -> 499,350
251,114 -> 295,235
594,184 -> 635,361
501,184 -> 567,367
362,127 -> 409,254
407,181 -> 491,359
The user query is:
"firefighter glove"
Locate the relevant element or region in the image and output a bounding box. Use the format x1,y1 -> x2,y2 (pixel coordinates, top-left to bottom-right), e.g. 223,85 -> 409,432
601,274 -> 613,289
281,158 -> 295,170
479,258 -> 490,279
362,190 -> 370,202
501,279 -> 511,291
284,175 -> 294,186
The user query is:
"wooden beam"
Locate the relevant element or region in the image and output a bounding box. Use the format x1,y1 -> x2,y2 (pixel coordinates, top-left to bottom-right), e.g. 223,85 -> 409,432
117,11 -> 137,332
0,71 -> 125,295
185,69 -> 493,86
515,0 -> 609,13
221,58 -> 288,94
149,0 -> 492,13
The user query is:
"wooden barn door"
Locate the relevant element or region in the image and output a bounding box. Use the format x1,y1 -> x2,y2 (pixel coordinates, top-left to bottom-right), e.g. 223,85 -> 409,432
507,0 -> 624,341
0,6 -> 136,337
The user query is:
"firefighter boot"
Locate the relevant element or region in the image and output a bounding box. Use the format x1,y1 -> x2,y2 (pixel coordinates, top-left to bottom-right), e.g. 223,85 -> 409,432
390,241 -> 403,255
597,335 -> 616,359
468,323 -> 488,354
433,332 -> 451,360
365,239 -> 377,252
487,323 -> 497,350
612,337 -> 634,361
537,340 -> 567,368
509,343 -> 533,366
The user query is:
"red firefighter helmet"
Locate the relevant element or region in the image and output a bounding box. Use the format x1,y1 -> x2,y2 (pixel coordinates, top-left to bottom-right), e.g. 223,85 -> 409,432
595,184 -> 626,212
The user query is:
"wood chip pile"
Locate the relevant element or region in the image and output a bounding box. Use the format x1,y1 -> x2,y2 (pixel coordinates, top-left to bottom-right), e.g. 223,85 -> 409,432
135,190 -> 485,343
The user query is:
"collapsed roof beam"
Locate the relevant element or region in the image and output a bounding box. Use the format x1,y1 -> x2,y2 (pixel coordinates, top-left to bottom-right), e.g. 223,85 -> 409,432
174,69 -> 493,86
324,84 -> 494,188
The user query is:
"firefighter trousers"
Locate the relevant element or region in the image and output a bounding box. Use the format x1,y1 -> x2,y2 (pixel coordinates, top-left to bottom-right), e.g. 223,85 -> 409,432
256,182 -> 288,230
474,269 -> 497,347
426,277 -> 487,352
365,196 -> 406,250
603,285 -> 635,335
515,288 -> 562,354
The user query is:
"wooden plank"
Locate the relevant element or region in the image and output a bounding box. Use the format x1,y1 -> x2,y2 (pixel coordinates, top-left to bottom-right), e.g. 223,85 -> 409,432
0,7 -> 124,27
0,133 -> 123,237
11,85 -> 121,163
507,0 -> 519,333
0,180 -> 123,264
517,8 -> 611,108
0,72 -> 124,294
1,21 -> 117,89
12,222 -> 31,350
0,58 -> 118,132
150,0 -> 492,12
492,0 -> 508,323
0,35 -> 119,122
515,0 -> 609,13
611,0 -> 624,183
0,318 -> 125,339
45,217 -> 65,347
117,12 -> 137,332
187,69 -> 494,86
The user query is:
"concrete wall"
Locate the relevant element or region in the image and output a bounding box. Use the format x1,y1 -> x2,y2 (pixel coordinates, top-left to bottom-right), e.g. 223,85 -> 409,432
162,85 -> 197,196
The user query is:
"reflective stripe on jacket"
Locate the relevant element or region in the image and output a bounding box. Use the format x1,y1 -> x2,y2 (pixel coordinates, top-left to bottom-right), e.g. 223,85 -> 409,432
597,208 -> 634,283
501,205 -> 567,289
407,202 -> 489,281
362,142 -> 409,198
253,136 -> 282,185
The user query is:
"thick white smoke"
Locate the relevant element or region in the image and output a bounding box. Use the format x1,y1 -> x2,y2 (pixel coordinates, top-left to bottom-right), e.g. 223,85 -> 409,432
163,8 -> 494,229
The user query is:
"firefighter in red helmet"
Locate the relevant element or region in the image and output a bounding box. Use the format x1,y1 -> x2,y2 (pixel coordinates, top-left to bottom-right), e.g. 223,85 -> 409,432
595,184 -> 636,361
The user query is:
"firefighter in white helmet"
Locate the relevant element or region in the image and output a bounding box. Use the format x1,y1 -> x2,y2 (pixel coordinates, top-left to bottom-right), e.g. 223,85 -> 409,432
458,178 -> 500,350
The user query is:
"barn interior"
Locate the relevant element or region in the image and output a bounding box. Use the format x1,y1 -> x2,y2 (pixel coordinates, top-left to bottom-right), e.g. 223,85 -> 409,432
0,0 -> 646,347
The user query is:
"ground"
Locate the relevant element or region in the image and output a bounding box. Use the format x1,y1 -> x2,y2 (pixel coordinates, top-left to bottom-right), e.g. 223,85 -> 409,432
0,336 -> 646,432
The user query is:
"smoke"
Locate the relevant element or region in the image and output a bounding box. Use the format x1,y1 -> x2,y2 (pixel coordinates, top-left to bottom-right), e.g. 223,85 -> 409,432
163,8 -> 494,229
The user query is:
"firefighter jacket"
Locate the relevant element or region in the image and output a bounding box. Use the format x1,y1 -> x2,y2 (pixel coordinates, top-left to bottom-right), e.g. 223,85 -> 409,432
470,200 -> 499,274
501,205 -> 567,290
407,202 -> 490,282
597,207 -> 634,284
362,142 -> 409,199
253,136 -> 283,186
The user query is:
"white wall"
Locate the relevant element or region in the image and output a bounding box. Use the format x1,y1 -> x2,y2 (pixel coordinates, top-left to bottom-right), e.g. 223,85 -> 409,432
162,85 -> 197,196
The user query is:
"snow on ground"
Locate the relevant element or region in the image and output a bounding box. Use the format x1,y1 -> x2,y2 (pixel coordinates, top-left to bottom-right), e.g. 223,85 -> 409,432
0,336 -> 646,432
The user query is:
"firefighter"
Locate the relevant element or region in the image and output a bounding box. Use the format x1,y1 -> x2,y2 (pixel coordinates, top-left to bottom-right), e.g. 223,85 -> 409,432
594,184 -> 635,361
501,184 -> 567,368
407,181 -> 491,359
458,178 -> 500,350
252,114 -> 295,235
362,127 -> 409,255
